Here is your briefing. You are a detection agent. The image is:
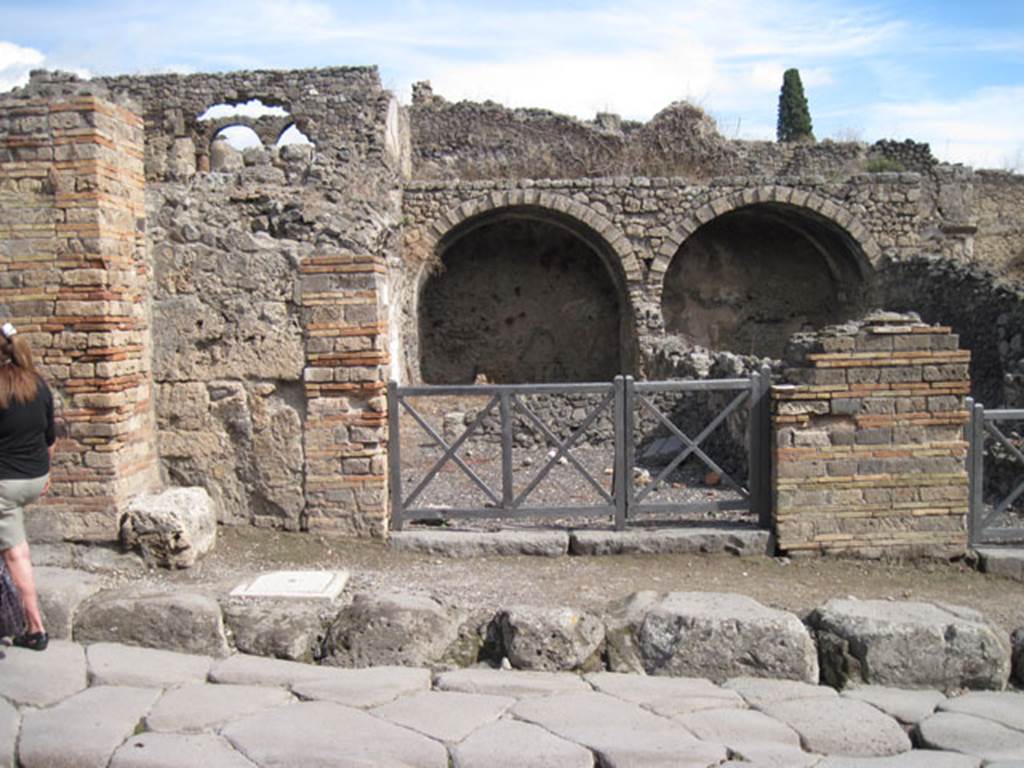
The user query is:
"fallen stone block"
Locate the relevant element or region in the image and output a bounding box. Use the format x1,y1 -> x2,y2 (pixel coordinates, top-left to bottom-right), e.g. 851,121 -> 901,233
605,591 -> 819,683
119,487 -> 217,568
322,590 -> 469,667
34,566 -> 103,640
569,527 -> 772,556
498,606 -> 604,672
74,591 -> 231,657
389,530 -> 569,557
809,598 -> 1010,691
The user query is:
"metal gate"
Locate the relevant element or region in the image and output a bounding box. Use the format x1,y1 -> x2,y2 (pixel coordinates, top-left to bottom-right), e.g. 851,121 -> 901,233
387,370 -> 771,531
967,398 -> 1024,545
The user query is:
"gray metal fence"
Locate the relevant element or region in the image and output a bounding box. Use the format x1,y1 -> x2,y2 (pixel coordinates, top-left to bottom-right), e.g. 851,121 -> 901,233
387,370 -> 772,531
967,399 -> 1024,546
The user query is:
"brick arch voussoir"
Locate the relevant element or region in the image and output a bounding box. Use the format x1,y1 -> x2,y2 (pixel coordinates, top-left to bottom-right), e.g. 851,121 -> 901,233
649,186 -> 881,299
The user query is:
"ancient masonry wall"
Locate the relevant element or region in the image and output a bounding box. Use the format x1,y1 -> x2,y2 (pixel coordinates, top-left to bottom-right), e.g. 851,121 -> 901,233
973,170 -> 1024,282
772,313 -> 970,556
0,91 -> 160,540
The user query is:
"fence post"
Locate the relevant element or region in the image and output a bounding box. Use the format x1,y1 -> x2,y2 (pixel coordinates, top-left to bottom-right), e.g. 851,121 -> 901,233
966,398 -> 984,547
387,381 -> 403,532
500,390 -> 514,512
758,364 -> 773,529
622,376 -> 636,526
613,376 -> 626,530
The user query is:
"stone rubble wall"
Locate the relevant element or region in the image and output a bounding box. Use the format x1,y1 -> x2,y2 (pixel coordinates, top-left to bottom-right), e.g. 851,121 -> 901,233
0,89 -> 160,540
772,312 -> 970,557
973,170 -> 1024,282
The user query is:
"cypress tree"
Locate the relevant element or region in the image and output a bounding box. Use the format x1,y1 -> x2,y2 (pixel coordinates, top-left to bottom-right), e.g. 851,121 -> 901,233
777,68 -> 815,142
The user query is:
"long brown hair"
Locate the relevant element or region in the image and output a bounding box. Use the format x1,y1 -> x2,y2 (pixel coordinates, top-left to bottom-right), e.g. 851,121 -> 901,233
0,334 -> 41,408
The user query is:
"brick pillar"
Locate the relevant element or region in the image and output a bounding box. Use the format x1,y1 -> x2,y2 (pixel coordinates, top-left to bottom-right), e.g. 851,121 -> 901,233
300,255 -> 389,536
0,93 -> 160,541
772,312 -> 970,557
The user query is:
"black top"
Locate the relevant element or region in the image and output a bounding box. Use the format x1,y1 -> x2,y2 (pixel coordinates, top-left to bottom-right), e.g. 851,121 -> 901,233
0,377 -> 55,481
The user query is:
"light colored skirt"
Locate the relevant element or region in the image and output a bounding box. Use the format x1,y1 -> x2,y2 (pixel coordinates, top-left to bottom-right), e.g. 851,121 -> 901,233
0,476 -> 48,550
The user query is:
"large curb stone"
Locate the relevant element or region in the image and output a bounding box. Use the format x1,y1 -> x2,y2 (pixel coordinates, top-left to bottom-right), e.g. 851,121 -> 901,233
0,698 -> 17,768
809,598 -> 1011,691
110,733 -> 259,768
389,530 -> 569,557
512,690 -> 728,767
976,547 -> 1024,582
221,599 -> 328,662
290,666 -> 432,708
0,640 -> 87,707
915,711 -> 1024,762
585,671 -> 745,716
498,606 -> 604,672
841,685 -> 946,725
322,590 -> 469,667
120,487 -> 217,568
452,719 -> 593,768
570,527 -> 772,556
34,567 -> 103,640
145,683 -> 295,732
221,700 -> 449,767
768,696 -> 912,757
370,690 -> 515,743
606,591 -> 819,683
18,685 -> 161,768
86,642 -> 213,687
75,591 -> 231,657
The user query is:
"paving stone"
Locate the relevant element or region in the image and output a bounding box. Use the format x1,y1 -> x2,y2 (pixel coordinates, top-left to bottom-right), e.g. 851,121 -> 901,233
0,697 -> 17,768
110,733 -> 259,768
370,690 -> 514,742
842,685 -> 947,724
389,529 -> 569,557
605,591 -> 818,683
221,700 -> 449,767
569,528 -> 772,557
434,667 -> 591,698
916,711 -> 1024,762
87,642 -> 212,687
0,640 -> 87,707
291,665 -> 432,707
938,690 -> 1024,732
512,691 -> 729,767
451,718 -> 593,768
674,707 -> 815,767
34,566 -> 103,640
809,598 -> 1011,691
817,752 -> 982,767
723,676 -> 838,710
209,653 -> 331,687
75,591 -> 231,657
585,671 -> 746,716
145,683 -> 295,732
498,605 -> 604,672
18,685 -> 161,768
768,696 -> 912,757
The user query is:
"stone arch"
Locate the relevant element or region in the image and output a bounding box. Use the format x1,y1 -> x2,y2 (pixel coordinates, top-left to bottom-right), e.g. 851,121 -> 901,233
412,191 -> 643,382
650,186 -> 881,300
653,187 -> 879,357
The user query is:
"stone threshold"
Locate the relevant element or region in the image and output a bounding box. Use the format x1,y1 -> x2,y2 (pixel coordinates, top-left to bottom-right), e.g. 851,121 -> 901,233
975,547 -> 1024,583
389,526 -> 773,558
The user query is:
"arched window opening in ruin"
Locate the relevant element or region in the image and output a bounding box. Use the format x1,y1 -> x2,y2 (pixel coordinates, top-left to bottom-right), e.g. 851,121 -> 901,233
662,203 -> 872,358
419,208 -> 633,384
276,123 -> 313,147
198,99 -> 290,122
212,125 -> 263,151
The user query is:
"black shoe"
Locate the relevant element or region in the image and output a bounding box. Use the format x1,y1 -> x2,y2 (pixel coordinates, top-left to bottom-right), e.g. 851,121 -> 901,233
12,632 -> 48,651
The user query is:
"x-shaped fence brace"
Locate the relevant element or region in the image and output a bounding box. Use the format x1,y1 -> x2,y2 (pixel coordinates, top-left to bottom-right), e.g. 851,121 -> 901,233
980,418 -> 1024,530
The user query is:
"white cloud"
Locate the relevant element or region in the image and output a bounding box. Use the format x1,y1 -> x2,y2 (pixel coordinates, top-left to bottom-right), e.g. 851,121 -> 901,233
0,40 -> 45,92
864,85 -> 1024,169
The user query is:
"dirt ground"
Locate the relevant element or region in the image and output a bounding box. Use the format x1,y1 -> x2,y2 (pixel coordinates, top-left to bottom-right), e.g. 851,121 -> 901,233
159,526 -> 1024,636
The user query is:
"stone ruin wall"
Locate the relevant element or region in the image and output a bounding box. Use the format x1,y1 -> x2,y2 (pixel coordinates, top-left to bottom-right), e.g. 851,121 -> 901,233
2,68 -> 1023,543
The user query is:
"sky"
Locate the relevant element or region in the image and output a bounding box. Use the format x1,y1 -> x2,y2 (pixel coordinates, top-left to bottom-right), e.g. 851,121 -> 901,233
1,0 -> 1022,169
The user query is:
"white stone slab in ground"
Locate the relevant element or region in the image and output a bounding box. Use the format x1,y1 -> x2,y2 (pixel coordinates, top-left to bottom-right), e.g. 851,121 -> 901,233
230,570 -> 348,599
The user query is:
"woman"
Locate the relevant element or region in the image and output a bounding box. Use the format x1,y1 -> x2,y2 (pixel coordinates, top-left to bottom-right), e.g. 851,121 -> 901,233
0,322 -> 54,651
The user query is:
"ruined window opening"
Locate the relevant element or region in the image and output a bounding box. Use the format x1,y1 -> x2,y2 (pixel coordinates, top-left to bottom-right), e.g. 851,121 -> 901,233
276,123 -> 313,147
418,209 -> 631,384
212,125 -> 263,151
198,99 -> 290,121
661,203 -> 871,358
